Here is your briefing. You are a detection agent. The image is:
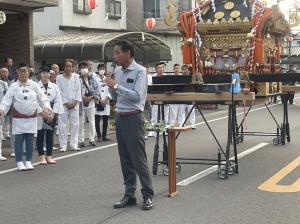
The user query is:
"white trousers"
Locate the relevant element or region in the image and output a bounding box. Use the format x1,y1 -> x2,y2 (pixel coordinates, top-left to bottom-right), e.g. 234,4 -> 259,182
58,108 -> 79,148
150,105 -> 169,124
3,115 -> 11,137
178,104 -> 195,126
0,127 -> 2,156
79,107 -> 96,143
169,104 -> 185,126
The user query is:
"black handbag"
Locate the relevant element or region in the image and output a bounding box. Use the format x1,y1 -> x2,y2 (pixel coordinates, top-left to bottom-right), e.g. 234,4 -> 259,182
83,79 -> 92,107
96,102 -> 105,111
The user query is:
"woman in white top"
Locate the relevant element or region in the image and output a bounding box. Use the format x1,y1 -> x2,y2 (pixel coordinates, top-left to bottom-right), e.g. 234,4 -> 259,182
36,66 -> 64,165
94,64 -> 111,142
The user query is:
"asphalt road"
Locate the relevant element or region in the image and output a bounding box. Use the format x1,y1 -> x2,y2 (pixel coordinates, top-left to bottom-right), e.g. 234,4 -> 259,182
0,96 -> 300,224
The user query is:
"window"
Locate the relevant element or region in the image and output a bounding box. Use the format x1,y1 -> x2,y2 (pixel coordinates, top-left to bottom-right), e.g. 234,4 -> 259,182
143,0 -> 192,19
73,0 -> 92,14
178,0 -> 192,12
105,0 -> 122,19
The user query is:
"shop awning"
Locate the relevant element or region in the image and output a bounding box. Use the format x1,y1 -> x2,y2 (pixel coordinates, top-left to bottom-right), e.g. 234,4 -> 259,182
34,32 -> 172,63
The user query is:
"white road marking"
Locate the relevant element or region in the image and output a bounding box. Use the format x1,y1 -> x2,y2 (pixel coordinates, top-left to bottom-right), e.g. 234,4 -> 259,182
177,143 -> 269,186
0,143 -> 117,175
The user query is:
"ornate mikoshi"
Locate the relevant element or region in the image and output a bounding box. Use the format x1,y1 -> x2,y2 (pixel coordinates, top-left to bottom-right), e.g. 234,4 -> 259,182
178,0 -> 289,96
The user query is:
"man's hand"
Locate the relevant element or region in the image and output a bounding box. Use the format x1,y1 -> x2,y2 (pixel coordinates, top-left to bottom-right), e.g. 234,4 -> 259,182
42,108 -> 49,120
104,77 -> 117,88
47,113 -> 54,123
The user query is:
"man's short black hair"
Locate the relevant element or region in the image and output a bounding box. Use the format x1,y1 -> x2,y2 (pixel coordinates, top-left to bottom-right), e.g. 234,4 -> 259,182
97,63 -> 106,70
173,63 -> 180,67
115,41 -> 134,58
155,62 -> 166,68
39,66 -> 50,73
18,62 -> 28,69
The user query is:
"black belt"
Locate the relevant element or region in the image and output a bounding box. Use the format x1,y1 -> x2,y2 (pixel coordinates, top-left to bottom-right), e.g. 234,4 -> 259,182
116,110 -> 141,117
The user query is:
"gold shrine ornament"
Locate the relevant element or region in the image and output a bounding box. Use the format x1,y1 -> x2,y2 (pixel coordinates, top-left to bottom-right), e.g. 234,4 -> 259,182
224,2 -> 234,10
214,11 -> 225,19
0,11 -> 6,25
230,10 -> 240,18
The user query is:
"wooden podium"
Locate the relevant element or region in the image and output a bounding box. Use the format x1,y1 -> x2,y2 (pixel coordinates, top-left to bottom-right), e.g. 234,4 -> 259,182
167,126 -> 192,197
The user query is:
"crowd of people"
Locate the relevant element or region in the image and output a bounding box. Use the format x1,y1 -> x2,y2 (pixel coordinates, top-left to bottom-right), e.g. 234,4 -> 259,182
0,58 -> 112,170
0,57 -> 195,170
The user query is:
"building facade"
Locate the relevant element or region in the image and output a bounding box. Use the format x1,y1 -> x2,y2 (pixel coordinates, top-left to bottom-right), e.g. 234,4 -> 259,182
126,0 -> 197,71
0,0 -> 58,66
33,0 -> 171,67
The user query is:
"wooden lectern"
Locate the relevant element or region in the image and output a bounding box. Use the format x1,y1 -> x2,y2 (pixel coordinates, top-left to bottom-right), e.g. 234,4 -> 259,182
167,126 -> 192,197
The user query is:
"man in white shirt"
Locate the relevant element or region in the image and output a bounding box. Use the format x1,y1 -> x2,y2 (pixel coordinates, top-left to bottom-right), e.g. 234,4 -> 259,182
56,59 -> 82,151
148,62 -> 169,137
178,64 -> 196,129
169,63 -> 184,127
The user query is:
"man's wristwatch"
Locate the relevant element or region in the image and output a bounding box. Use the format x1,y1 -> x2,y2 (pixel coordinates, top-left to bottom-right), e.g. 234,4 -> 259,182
113,83 -> 119,90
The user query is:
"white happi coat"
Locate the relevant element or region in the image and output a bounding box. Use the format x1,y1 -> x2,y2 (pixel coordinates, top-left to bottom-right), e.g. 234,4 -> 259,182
0,80 -> 50,134
37,81 -> 64,130
56,74 -> 82,110
94,75 -> 111,116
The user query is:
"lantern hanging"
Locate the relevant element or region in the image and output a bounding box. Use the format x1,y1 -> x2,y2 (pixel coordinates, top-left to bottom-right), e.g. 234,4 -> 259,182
88,0 -> 99,9
146,18 -> 156,29
288,36 -> 294,42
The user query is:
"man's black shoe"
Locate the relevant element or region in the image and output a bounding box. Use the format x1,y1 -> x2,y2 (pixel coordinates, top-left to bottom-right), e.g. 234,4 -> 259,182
102,137 -> 111,141
113,196 -> 137,209
89,141 -> 96,146
142,196 -> 153,210
79,142 -> 86,147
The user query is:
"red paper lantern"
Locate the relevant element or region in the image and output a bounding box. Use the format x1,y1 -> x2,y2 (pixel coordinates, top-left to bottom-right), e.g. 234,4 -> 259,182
88,0 -> 99,9
288,36 -> 294,42
146,18 -> 156,29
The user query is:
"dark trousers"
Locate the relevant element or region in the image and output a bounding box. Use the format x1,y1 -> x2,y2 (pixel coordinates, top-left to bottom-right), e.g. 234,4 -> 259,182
36,129 -> 54,156
95,115 -> 108,139
115,113 -> 154,198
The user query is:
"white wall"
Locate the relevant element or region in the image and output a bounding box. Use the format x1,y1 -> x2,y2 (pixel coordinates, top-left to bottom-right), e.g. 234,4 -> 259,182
33,0 -> 127,37
62,0 -> 126,30
33,6 -> 63,36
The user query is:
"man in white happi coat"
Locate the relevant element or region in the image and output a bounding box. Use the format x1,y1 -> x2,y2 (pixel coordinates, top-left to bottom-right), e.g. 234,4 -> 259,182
0,67 -> 12,139
78,62 -> 99,147
0,63 -> 50,171
94,64 -> 112,142
36,66 -> 64,165
168,63 -> 185,127
0,78 -> 8,160
178,64 -> 196,129
56,59 -> 82,151
148,62 -> 169,137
